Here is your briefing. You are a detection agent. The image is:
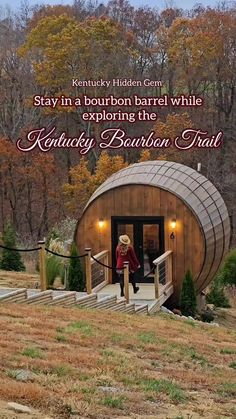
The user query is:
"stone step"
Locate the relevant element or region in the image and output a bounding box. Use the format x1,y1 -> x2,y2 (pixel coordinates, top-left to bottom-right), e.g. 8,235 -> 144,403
148,300 -> 160,315
135,304 -> 148,315
122,303 -> 136,314
110,300 -> 126,311
91,295 -> 117,310
0,289 -> 27,303
76,293 -> 97,308
49,292 -> 77,307
27,290 -> 53,305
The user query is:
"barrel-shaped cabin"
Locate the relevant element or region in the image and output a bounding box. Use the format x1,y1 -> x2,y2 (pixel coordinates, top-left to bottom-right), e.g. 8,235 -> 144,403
75,160 -> 230,304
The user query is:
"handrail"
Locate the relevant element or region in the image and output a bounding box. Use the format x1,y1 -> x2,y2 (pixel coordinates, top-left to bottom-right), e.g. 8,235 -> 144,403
153,250 -> 172,266
90,250 -> 109,291
91,249 -> 108,263
153,250 -> 173,299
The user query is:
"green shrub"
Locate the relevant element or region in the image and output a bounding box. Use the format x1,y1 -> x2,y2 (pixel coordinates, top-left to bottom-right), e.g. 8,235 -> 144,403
206,275 -> 230,308
180,270 -> 196,317
218,249 -> 236,286
67,242 -> 84,292
46,254 -> 64,288
0,223 -> 25,271
200,310 -> 214,323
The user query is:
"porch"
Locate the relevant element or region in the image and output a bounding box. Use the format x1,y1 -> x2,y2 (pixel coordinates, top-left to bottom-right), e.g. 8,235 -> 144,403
90,249 -> 174,314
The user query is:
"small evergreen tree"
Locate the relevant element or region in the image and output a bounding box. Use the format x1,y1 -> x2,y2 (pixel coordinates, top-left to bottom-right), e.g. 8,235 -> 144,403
67,242 -> 84,291
0,223 -> 25,271
180,270 -> 196,317
206,275 -> 230,308
219,249 -> 236,287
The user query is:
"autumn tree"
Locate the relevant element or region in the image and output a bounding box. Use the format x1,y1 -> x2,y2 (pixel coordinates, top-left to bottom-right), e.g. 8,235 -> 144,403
19,14 -> 137,167
63,152 -> 127,217
91,152 -> 128,190
63,158 -> 93,216
138,150 -> 151,162
0,137 -> 61,240
28,4 -> 75,30
152,112 -> 198,164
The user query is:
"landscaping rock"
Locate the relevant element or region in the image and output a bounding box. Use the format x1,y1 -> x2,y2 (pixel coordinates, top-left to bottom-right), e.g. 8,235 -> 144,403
13,369 -> 37,382
8,402 -> 32,413
207,304 -> 215,310
160,306 -> 172,314
172,308 -> 182,315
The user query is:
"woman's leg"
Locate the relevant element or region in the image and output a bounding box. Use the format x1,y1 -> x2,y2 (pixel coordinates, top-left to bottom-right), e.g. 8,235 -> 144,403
119,273 -> 124,297
130,272 -> 139,293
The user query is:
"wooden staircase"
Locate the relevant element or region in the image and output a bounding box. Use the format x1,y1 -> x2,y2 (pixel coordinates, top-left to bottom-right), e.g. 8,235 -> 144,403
0,289 -> 151,315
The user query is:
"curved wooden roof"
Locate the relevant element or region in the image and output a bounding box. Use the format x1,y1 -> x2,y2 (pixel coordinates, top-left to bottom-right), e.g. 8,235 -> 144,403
85,161 -> 230,291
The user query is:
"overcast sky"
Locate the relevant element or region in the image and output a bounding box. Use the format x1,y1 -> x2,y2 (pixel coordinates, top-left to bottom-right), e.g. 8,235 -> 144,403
0,0 -> 219,12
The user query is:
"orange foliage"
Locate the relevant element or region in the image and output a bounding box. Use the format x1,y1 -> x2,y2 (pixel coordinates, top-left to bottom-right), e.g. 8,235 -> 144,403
27,5 -> 75,31
138,150 -> 151,162
63,152 -> 127,215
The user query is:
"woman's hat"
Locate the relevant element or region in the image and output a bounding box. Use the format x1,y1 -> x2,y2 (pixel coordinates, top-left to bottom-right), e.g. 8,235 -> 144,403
119,235 -> 131,245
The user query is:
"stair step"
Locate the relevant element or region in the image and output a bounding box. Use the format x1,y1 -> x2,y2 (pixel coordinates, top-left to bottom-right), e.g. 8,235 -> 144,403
110,300 -> 126,311
135,304 -> 148,315
76,293 -> 97,307
49,292 -> 76,306
76,293 -> 97,302
91,295 -> 117,309
27,290 -> 53,305
122,303 -> 135,314
148,300 -> 160,315
0,289 -> 27,303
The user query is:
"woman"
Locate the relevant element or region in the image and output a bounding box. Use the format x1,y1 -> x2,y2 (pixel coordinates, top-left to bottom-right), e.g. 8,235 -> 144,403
116,234 -> 140,297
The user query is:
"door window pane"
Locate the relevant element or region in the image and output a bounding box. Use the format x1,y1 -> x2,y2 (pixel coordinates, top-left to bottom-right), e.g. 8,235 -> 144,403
143,224 -> 159,276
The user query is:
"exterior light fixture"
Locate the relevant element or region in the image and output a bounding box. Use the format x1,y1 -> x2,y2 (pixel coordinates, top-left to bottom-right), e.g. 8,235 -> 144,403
170,219 -> 176,240
98,218 -> 105,229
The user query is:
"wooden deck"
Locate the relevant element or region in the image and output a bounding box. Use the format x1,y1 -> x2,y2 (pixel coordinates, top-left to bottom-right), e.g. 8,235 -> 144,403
97,282 -> 173,311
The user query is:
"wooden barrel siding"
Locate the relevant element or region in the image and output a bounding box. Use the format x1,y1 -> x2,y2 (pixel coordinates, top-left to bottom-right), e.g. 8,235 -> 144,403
76,161 -> 230,301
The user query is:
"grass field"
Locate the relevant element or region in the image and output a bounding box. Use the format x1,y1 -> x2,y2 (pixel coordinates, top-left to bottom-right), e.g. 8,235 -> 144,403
0,303 -> 235,418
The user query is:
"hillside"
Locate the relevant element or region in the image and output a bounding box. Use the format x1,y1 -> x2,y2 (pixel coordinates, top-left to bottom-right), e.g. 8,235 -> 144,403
0,304 -> 235,418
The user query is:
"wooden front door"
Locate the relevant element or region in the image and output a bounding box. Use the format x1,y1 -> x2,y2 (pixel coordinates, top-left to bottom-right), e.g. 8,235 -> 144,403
111,216 -> 165,283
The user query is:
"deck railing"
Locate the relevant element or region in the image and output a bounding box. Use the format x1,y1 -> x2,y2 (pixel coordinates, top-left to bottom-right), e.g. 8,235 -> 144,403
153,251 -> 173,300
90,250 -> 109,292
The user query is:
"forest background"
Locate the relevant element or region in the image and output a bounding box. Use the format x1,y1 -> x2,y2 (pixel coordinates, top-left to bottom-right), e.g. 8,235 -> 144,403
0,0 -> 235,246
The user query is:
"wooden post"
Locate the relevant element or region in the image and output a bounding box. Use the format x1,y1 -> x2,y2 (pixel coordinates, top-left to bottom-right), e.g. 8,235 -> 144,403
154,263 -> 160,299
123,261 -> 129,304
167,253 -> 173,284
38,240 -> 47,291
85,248 -> 92,294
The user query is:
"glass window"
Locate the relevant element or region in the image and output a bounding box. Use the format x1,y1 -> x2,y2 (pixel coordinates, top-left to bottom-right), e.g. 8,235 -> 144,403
117,224 -> 134,245
143,224 -> 159,276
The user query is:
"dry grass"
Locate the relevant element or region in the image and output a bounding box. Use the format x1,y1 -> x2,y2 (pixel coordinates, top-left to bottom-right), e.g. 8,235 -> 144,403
0,304 -> 235,419
0,270 -> 39,289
